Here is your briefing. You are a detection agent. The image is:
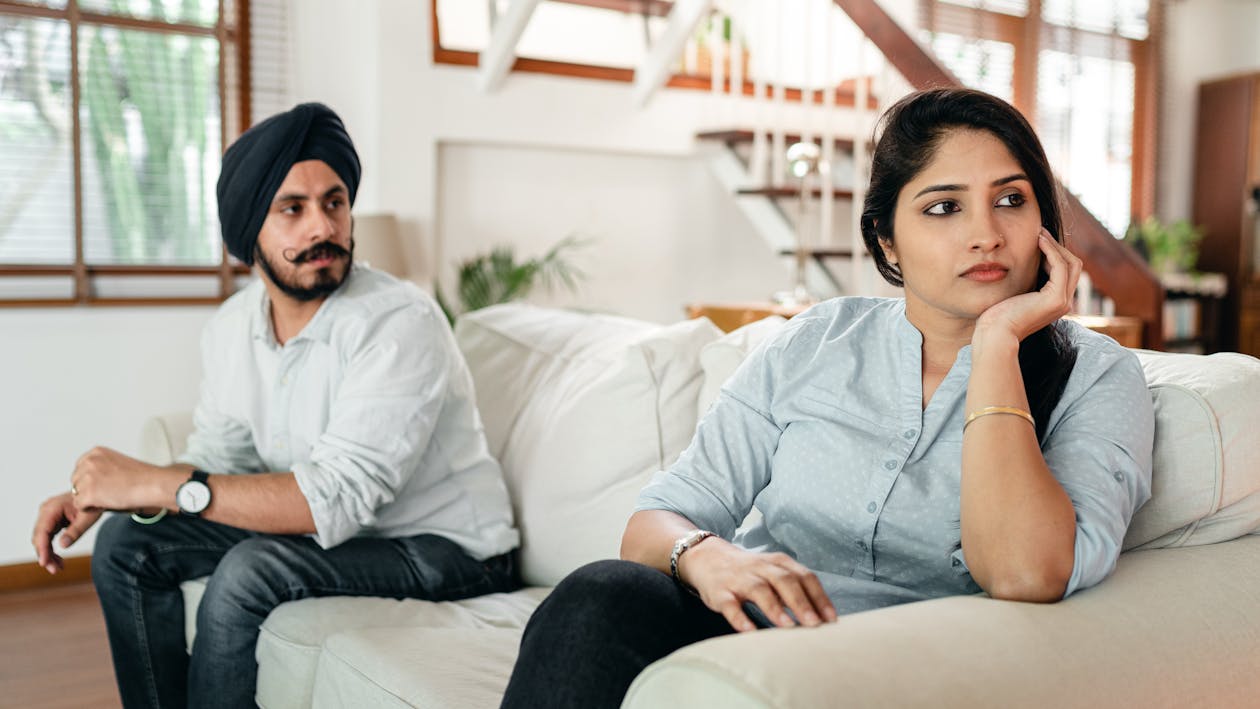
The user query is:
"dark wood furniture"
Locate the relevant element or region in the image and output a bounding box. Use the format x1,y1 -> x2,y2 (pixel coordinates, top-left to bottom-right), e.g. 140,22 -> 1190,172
1193,72 -> 1260,357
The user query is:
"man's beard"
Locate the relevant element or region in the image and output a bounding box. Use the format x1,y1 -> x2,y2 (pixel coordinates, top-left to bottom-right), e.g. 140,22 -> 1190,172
255,238 -> 354,302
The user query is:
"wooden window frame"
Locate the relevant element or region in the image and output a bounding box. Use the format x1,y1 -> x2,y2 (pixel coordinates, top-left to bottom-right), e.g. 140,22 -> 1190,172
923,0 -> 1159,225
0,0 -> 254,308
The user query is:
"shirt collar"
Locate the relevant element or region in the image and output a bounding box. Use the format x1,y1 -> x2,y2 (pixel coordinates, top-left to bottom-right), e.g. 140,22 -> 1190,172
894,298 -> 973,365
250,266 -> 358,347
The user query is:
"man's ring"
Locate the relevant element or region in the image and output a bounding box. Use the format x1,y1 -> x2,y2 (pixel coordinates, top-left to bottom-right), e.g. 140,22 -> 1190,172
71,484 -> 78,496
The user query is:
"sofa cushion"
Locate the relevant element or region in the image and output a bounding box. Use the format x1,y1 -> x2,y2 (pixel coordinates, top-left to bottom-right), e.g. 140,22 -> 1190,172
697,315 -> 788,417
1124,350 -> 1260,549
624,535 -> 1260,709
455,304 -> 721,586
452,305 -> 655,461
253,587 -> 550,709
312,627 -> 523,709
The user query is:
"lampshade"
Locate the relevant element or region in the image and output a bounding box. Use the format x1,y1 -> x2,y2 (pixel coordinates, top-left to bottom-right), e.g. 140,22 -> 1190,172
353,213 -> 406,278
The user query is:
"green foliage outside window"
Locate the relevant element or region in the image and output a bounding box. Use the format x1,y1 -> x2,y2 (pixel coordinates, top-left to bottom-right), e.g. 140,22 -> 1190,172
0,0 -> 222,266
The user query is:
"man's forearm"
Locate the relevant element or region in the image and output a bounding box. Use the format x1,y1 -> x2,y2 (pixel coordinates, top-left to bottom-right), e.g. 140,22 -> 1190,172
149,465 -> 316,535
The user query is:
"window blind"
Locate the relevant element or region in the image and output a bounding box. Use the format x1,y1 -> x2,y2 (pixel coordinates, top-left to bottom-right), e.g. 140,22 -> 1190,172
921,0 -> 1154,236
0,0 -> 291,301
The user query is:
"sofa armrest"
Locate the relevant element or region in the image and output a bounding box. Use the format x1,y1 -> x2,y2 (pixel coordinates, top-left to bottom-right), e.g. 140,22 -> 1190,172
139,412 -> 194,466
624,536 -> 1260,708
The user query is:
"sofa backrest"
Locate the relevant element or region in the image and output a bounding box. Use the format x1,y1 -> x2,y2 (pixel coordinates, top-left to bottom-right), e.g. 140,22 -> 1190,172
455,304 -> 722,587
1124,350 -> 1260,549
141,307 -> 1260,578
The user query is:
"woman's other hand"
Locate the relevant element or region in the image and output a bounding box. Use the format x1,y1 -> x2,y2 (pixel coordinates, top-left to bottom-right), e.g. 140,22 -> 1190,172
679,537 -> 837,632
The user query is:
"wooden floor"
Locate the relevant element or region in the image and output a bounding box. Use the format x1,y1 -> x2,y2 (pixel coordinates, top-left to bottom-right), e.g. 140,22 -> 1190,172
0,583 -> 121,708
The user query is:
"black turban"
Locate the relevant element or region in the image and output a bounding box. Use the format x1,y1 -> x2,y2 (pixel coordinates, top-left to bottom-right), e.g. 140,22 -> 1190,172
216,103 -> 361,265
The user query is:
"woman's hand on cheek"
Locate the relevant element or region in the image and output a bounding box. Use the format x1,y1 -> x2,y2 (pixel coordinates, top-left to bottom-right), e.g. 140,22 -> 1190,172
974,228 -> 1082,349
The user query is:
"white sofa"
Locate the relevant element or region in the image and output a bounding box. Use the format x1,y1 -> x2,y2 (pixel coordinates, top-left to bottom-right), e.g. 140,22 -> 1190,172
138,303 -> 1260,708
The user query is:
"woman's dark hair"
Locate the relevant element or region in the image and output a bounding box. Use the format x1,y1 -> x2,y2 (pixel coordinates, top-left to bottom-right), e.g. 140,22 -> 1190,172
859,88 -> 1076,439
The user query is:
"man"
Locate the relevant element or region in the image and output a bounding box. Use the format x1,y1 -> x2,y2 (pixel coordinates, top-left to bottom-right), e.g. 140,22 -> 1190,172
30,103 -> 520,708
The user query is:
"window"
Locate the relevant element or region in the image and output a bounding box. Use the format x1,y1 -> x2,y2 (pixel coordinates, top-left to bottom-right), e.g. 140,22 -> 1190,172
0,0 -> 286,305
919,0 -> 1159,236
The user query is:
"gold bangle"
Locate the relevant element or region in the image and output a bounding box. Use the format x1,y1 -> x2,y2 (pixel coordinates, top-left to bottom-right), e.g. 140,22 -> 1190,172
963,406 -> 1035,431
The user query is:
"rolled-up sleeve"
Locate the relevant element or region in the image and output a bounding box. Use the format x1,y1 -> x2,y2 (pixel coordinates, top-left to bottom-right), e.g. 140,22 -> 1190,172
1042,345 -> 1154,596
635,332 -> 787,539
292,305 -> 452,549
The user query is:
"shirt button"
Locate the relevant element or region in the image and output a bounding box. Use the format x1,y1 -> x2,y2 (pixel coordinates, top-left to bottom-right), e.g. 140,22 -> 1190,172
883,460 -> 897,470
952,557 -> 962,567
903,429 -> 916,439
867,502 -> 877,513
1113,471 -> 1124,482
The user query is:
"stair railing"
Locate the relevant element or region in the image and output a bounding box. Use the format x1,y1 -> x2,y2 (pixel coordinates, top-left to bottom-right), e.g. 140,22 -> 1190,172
685,0 -> 1162,347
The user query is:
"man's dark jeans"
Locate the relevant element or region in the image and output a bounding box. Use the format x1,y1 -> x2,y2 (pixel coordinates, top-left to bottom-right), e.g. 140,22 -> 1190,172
500,559 -> 736,709
91,513 -> 518,709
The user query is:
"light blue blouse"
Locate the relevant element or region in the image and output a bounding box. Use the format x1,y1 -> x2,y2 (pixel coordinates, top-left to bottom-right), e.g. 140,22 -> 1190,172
636,297 -> 1154,614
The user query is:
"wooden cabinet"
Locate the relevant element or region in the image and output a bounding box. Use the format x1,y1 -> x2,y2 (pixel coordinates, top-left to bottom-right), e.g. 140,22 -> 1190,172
1241,282 -> 1260,356
1193,73 -> 1260,357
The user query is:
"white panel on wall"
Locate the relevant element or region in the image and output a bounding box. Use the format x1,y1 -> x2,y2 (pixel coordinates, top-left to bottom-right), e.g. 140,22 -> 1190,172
436,142 -> 793,324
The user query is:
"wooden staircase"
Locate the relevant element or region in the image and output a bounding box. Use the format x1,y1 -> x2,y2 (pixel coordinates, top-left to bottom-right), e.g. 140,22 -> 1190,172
696,0 -> 1164,349
697,129 -> 862,292
831,0 -> 1164,349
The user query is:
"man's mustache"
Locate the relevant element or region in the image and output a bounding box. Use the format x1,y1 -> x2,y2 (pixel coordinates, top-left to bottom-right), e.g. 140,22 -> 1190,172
282,240 -> 352,265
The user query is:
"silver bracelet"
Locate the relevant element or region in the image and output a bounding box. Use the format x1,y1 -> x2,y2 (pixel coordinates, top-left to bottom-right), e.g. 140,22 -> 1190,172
669,529 -> 714,591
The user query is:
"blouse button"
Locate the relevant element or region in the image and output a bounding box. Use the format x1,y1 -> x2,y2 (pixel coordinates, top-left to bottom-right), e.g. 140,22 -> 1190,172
867,502 -> 877,513
883,460 -> 897,470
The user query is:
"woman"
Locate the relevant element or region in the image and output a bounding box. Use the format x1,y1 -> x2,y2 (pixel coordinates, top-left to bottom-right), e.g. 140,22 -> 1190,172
499,88 -> 1154,708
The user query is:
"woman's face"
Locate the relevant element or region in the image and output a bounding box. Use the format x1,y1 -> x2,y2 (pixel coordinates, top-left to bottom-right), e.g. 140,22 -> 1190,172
883,128 -> 1044,331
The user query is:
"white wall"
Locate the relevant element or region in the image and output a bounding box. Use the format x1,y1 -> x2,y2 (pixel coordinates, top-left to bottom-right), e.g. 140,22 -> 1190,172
0,308 -> 211,565
1159,0 -> 1260,222
438,142 -> 790,322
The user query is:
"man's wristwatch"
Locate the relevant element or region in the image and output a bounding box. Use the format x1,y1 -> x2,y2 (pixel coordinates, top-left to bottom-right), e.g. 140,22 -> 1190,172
670,529 -> 714,591
176,470 -> 212,516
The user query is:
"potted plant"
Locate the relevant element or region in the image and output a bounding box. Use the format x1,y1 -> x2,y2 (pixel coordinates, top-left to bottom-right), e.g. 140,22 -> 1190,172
1123,217 -> 1205,275
436,236 -> 587,325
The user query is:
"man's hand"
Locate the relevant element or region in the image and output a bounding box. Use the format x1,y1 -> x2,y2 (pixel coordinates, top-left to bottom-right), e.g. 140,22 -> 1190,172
69,446 -> 183,513
974,229 -> 1083,350
679,537 -> 837,633
32,492 -> 102,574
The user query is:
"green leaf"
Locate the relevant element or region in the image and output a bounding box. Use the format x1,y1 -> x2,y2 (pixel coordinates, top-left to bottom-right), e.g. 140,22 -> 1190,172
443,235 -> 591,323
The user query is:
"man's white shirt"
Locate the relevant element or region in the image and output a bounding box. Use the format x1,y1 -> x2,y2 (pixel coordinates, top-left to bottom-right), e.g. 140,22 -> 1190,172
178,264 -> 519,559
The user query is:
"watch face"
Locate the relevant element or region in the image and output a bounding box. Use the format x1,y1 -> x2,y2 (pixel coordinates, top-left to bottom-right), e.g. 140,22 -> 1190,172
177,480 -> 211,514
